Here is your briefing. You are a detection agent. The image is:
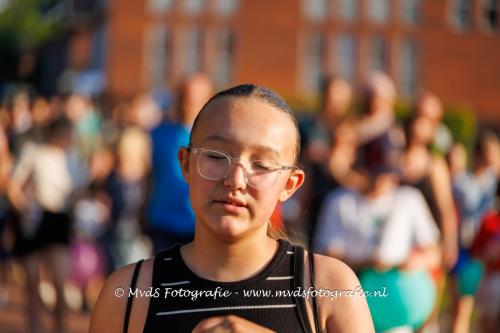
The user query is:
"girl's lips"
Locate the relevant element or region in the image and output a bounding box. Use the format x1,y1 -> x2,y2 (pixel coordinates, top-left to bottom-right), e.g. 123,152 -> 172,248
216,202 -> 247,213
213,197 -> 247,207
213,198 -> 248,213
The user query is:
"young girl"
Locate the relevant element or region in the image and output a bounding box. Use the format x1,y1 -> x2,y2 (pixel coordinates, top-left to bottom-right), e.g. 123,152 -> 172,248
90,84 -> 374,333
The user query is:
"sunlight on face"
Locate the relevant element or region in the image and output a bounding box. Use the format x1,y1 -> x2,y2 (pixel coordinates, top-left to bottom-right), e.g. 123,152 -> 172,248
183,96 -> 303,240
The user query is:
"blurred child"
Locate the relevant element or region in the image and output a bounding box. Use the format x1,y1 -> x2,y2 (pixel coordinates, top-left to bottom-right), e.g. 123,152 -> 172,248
448,132 -> 499,333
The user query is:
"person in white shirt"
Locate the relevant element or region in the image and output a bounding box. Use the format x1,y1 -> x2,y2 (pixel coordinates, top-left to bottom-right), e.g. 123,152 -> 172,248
8,116 -> 86,333
314,138 -> 441,333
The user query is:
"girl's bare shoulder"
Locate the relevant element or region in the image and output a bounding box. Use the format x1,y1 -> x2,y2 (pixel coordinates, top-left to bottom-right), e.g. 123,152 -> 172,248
305,251 -> 375,332
89,257 -> 155,333
306,251 -> 359,290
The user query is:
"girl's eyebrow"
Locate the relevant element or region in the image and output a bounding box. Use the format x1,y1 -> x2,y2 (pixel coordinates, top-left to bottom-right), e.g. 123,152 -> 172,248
201,134 -> 280,157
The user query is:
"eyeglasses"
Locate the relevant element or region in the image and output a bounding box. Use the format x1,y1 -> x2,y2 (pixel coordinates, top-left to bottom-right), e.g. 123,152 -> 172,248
188,147 -> 296,190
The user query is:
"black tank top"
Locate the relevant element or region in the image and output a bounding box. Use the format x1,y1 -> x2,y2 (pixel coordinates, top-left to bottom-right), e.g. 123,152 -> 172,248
404,175 -> 440,227
139,239 -> 315,333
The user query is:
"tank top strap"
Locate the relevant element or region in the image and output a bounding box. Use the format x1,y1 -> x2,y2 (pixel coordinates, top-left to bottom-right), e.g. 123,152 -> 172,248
293,244 -> 318,333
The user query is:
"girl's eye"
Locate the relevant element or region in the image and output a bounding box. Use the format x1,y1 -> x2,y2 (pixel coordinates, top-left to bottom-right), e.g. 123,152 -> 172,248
252,161 -> 275,172
207,153 -> 226,160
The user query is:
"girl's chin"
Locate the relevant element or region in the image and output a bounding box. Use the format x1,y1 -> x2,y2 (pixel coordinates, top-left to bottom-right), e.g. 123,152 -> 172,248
215,217 -> 248,235
205,216 -> 255,239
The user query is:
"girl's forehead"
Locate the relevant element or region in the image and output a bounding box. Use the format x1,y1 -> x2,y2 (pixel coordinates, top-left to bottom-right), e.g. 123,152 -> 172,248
196,96 -> 286,132
192,97 -> 296,159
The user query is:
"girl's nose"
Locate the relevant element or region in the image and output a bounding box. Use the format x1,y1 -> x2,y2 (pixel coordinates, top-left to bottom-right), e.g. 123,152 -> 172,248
223,162 -> 248,191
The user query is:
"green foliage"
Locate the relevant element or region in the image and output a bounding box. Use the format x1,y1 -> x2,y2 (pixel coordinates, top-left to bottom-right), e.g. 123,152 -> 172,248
442,103 -> 476,145
283,92 -> 320,113
442,102 -> 477,161
394,98 -> 415,122
0,0 -> 60,51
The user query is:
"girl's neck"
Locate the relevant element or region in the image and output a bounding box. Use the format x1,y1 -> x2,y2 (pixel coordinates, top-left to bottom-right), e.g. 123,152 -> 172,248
180,230 -> 279,283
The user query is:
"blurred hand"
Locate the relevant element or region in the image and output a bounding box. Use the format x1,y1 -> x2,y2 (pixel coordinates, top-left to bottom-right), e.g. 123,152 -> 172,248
399,244 -> 443,272
399,252 -> 427,272
192,315 -> 276,333
7,182 -> 28,213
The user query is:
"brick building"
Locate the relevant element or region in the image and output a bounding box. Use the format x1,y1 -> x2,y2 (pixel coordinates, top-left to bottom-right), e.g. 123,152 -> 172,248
98,0 -> 500,121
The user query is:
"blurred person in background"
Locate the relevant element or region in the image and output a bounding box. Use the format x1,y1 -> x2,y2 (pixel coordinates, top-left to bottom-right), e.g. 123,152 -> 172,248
85,146 -> 116,277
71,181 -> 110,311
70,104 -> 116,303
65,94 -> 102,160
303,72 -> 401,249
0,117 -> 13,306
356,72 -> 402,146
5,93 -> 58,161
126,93 -> 163,131
343,72 -> 404,192
95,93 -> 159,272
147,73 -> 213,252
7,116 -> 87,333
313,138 -> 441,333
304,76 -> 353,165
7,89 -> 34,157
299,76 -> 355,246
401,112 -> 458,268
326,119 -> 367,191
416,93 -> 453,156
449,132 -> 499,250
105,122 -> 153,269
332,72 -> 406,191
448,131 -> 499,333
30,97 -> 53,141
400,109 -> 459,333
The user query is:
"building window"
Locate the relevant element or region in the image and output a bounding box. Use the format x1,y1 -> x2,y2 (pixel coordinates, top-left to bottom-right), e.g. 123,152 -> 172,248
303,0 -> 328,22
371,36 -> 388,71
338,0 -> 358,22
183,0 -> 204,15
303,32 -> 324,91
450,0 -> 471,30
213,0 -> 239,16
481,0 -> 499,31
335,33 -> 357,83
184,27 -> 203,75
214,29 -> 234,86
400,38 -> 418,95
145,24 -> 170,87
400,0 -> 420,24
368,0 -> 390,23
148,0 -> 173,14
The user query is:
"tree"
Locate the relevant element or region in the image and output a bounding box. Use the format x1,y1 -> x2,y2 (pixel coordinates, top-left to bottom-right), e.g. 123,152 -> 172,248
0,0 -> 62,83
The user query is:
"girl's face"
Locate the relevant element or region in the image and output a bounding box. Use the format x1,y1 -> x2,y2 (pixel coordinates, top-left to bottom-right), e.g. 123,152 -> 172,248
179,96 -> 304,240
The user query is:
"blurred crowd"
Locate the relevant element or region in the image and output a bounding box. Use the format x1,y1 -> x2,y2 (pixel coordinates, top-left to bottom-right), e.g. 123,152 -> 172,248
0,71 -> 498,333
298,73 -> 500,333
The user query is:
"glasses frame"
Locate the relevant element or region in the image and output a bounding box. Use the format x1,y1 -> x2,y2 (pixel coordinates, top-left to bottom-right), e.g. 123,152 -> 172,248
188,146 -> 297,189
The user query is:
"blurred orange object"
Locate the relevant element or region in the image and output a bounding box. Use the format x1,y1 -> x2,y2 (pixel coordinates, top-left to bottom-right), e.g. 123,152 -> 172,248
270,202 -> 283,230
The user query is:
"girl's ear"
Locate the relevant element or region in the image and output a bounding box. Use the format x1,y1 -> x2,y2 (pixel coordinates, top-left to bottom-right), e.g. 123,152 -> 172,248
178,147 -> 191,182
279,169 -> 305,202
